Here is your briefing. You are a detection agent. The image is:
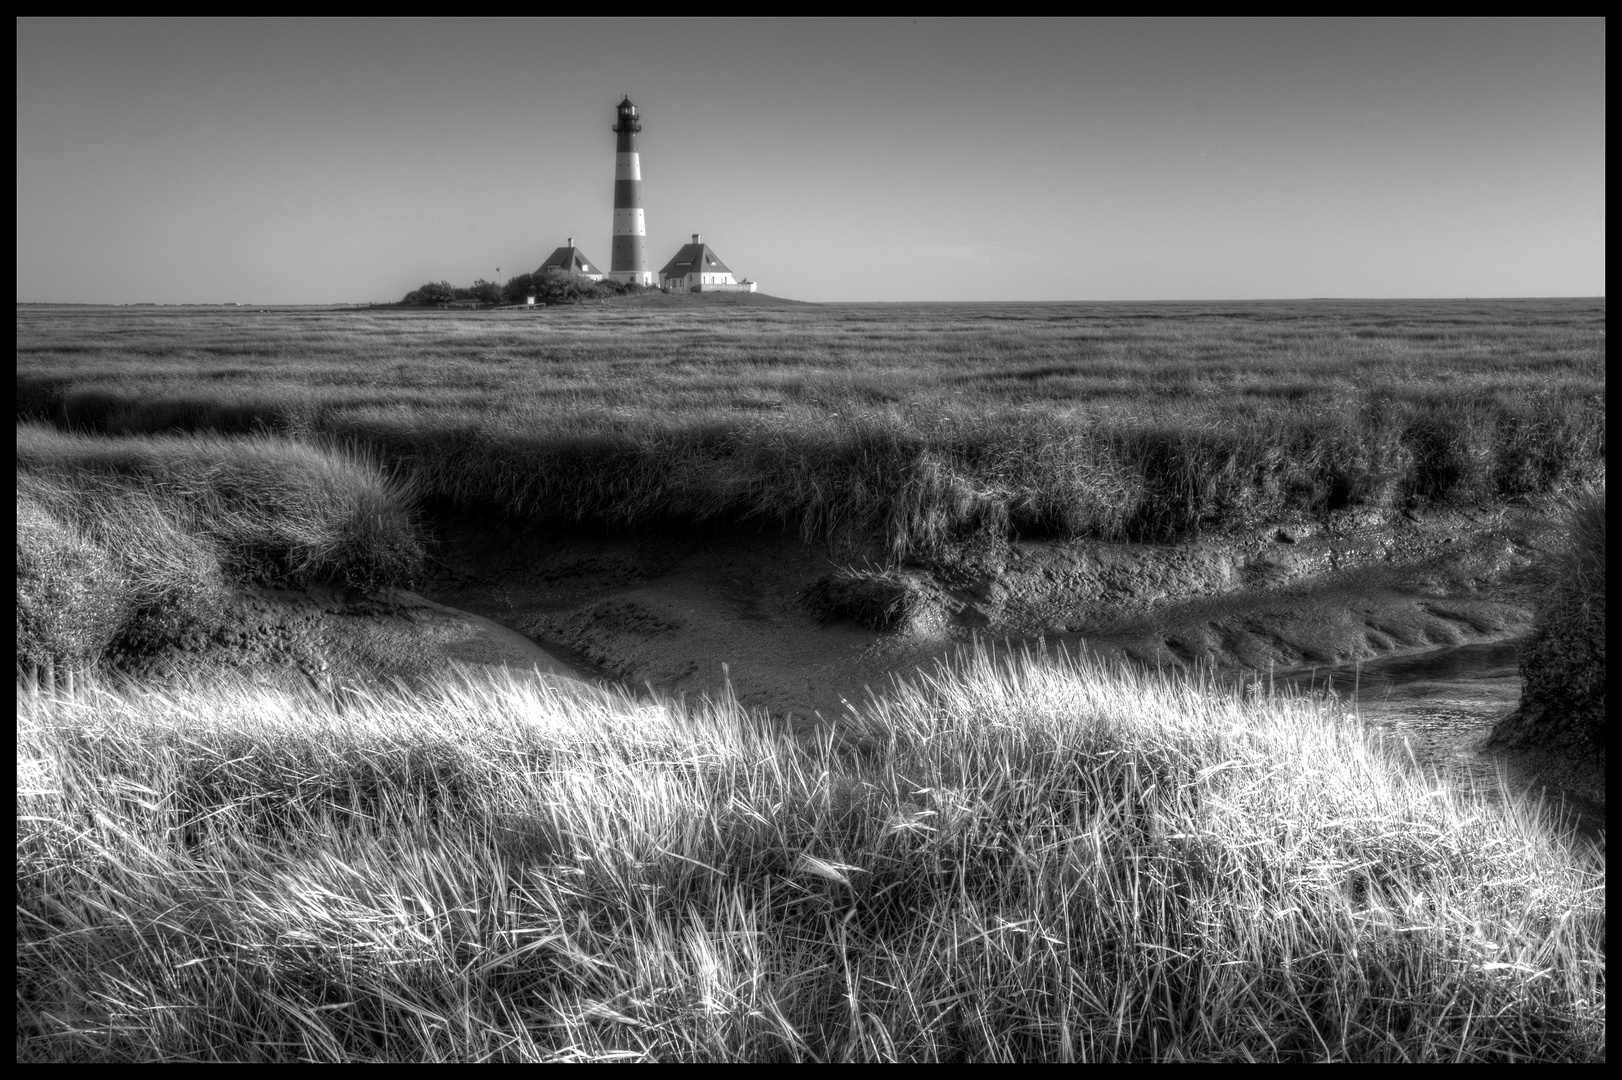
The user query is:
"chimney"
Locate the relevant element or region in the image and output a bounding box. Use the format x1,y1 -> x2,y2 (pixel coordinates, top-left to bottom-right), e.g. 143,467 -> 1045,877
567,237 -> 573,248
692,234 -> 700,244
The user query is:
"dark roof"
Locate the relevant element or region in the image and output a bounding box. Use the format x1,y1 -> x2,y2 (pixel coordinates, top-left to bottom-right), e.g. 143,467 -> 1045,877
657,243 -> 733,279
617,96 -> 636,109
535,246 -> 602,277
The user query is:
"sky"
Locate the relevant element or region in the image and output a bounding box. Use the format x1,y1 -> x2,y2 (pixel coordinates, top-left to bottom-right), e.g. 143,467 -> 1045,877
15,18 -> 1605,304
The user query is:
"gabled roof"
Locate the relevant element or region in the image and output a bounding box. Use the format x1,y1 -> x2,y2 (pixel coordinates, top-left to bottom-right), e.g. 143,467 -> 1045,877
657,243 -> 733,279
536,246 -> 602,277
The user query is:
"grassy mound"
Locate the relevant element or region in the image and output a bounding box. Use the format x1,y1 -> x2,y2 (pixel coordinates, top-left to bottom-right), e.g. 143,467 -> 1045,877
15,425 -> 425,672
17,476 -> 226,673
1492,488 -> 1605,758
18,650 -> 1604,1062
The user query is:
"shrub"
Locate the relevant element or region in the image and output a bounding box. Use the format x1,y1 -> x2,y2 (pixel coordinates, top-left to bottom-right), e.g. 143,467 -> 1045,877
402,281 -> 455,306
469,279 -> 504,306
502,272 -> 537,305
528,270 -> 646,305
532,268 -> 599,305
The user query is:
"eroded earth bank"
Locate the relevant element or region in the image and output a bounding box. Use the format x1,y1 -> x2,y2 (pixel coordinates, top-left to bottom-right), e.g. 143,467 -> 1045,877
424,504 -> 1534,723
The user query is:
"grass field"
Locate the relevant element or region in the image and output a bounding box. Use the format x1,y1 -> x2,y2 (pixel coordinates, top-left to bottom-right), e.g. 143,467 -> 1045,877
17,300 -> 1605,564
17,649 -> 1605,1062
14,299 -> 1606,1060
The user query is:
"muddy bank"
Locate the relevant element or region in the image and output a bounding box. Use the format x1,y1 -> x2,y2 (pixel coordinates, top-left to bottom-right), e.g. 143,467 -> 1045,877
92,498 -> 1582,819
124,495 -> 1597,831
118,584 -> 585,693
412,498 -> 1599,832
422,503 -> 1542,726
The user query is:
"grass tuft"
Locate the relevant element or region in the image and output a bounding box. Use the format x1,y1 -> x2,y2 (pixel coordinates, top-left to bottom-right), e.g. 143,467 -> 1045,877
17,474 -> 226,673
800,567 -> 934,630
1499,487 -> 1605,755
16,425 -> 426,672
16,490 -> 133,672
16,423 -> 425,592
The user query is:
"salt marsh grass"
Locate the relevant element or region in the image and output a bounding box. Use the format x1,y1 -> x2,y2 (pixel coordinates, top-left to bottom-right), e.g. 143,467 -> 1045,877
15,300 -> 1605,558
16,423 -> 424,671
17,649 -> 1605,1061
1504,485 -> 1606,754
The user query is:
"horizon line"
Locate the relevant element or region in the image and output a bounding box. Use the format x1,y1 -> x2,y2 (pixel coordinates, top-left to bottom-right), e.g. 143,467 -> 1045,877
15,295 -> 1608,307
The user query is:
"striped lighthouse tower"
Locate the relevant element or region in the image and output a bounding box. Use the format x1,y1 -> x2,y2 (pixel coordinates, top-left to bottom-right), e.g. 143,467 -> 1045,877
610,97 -> 653,286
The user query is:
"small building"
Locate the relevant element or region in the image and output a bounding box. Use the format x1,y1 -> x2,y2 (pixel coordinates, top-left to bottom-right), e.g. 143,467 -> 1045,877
658,234 -> 757,293
535,238 -> 605,282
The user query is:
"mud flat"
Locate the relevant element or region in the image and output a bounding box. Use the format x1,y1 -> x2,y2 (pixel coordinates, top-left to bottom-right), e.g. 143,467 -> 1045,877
125,495 -> 1595,831
420,496 -> 1603,833
419,501 -> 1554,757
121,584 -> 586,694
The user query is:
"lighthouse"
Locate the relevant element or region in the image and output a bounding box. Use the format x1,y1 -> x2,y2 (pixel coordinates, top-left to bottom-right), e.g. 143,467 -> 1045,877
609,97 -> 653,286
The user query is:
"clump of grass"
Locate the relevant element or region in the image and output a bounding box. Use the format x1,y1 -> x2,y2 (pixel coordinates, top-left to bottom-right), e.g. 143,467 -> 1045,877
800,567 -> 934,630
1496,487 -> 1605,756
996,420 -> 1143,540
1399,399 -> 1502,507
16,423 -> 425,592
16,423 -> 426,672
17,475 -> 226,673
16,491 -> 132,672
17,650 -> 1605,1062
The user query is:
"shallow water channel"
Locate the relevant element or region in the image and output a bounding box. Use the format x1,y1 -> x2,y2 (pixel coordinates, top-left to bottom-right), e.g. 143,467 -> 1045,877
1276,636 -> 1598,842
1279,638 -> 1523,702
1271,638 -> 1525,781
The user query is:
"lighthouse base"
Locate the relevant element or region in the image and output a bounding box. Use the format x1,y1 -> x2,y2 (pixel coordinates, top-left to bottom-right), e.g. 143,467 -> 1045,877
609,271 -> 655,287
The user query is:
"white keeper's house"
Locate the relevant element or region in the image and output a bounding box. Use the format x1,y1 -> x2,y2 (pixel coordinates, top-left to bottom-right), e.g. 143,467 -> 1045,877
658,235 -> 757,293
535,238 -> 605,282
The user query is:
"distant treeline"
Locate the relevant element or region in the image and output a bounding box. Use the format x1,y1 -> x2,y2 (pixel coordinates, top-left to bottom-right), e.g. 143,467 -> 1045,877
402,270 -> 650,307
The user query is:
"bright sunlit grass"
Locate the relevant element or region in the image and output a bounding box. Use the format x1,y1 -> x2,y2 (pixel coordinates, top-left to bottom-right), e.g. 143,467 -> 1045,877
17,648 -> 1604,1062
